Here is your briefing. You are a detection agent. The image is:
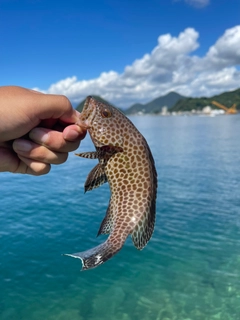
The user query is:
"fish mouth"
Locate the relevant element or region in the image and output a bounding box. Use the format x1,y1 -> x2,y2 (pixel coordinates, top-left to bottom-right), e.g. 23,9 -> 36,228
75,118 -> 91,129
75,97 -> 97,129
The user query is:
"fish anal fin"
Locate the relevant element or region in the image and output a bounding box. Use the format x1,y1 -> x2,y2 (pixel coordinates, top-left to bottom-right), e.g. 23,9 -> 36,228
84,163 -> 107,192
131,200 -> 156,250
97,200 -> 114,236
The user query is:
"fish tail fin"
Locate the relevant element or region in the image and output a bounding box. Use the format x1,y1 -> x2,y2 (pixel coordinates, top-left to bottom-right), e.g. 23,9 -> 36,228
64,235 -> 126,270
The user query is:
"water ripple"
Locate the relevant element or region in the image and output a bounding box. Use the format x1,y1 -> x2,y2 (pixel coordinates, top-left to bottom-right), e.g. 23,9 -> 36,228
1,115 -> 240,319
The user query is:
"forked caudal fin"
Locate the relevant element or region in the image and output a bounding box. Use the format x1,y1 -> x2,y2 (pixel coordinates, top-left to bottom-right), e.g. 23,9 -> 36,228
64,236 -> 126,271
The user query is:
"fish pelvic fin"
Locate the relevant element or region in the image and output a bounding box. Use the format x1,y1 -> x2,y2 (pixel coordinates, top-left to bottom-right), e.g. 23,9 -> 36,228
84,163 -> 107,192
64,234 -> 126,271
76,146 -> 123,193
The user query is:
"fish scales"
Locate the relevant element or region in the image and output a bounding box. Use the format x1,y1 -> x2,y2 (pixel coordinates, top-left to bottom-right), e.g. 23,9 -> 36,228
65,96 -> 157,270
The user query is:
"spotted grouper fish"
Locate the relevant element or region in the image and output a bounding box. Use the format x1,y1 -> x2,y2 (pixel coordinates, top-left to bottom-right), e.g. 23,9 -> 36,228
65,96 -> 157,270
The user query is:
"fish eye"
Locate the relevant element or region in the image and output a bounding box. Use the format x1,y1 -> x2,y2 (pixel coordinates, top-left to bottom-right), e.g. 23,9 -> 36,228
101,108 -> 112,118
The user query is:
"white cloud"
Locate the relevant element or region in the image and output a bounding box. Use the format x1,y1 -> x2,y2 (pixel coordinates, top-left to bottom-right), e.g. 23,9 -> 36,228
38,25 -> 240,108
206,26 -> 240,68
185,0 -> 210,8
174,0 -> 210,8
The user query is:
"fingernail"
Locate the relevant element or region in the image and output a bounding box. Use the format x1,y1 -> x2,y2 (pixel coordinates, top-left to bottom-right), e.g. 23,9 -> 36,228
14,139 -> 32,152
29,128 -> 49,144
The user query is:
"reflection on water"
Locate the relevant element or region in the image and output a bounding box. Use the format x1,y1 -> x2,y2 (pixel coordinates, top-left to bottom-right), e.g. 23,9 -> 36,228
1,114 -> 240,320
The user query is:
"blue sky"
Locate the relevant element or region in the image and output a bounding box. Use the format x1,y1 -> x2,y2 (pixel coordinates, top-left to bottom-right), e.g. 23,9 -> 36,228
1,0 -> 240,107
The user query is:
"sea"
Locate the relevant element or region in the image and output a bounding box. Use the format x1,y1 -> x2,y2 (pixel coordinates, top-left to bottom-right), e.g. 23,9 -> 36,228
1,114 -> 240,320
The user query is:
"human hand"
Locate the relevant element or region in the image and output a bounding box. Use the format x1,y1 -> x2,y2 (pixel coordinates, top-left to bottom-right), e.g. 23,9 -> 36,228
0,86 -> 86,175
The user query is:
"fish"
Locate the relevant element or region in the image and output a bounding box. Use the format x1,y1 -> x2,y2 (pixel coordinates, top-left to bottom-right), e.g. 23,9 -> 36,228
65,96 -> 157,270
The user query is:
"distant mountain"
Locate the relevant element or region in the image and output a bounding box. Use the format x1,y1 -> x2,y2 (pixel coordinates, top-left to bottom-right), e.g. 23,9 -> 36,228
170,88 -> 240,112
76,95 -> 114,112
74,88 -> 240,115
125,92 -> 186,115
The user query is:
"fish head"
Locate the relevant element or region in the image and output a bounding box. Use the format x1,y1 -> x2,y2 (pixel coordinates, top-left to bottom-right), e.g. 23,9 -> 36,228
79,96 -> 124,148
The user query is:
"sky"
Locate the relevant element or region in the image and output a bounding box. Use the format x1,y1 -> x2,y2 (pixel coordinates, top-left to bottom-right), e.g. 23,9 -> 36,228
1,0 -> 240,108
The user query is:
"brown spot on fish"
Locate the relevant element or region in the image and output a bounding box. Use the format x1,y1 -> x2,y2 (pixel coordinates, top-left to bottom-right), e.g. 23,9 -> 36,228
65,96 -> 157,270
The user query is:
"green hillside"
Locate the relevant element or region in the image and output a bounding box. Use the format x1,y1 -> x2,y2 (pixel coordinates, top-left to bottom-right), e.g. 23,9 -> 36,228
75,88 -> 240,115
125,92 -> 186,114
170,88 -> 240,112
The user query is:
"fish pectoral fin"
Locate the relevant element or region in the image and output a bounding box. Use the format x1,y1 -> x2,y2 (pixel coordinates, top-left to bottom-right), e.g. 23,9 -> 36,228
131,203 -> 156,250
96,145 -> 123,160
84,163 -> 107,192
76,146 -> 123,161
75,151 -> 98,159
97,199 -> 114,236
99,145 -> 123,154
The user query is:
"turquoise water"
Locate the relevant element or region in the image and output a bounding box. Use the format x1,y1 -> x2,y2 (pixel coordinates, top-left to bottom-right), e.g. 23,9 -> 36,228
1,114 -> 240,320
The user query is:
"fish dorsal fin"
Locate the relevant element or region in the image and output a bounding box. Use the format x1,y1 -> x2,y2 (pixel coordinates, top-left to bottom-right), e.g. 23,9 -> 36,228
131,199 -> 156,250
97,199 -> 114,236
84,163 -> 107,192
